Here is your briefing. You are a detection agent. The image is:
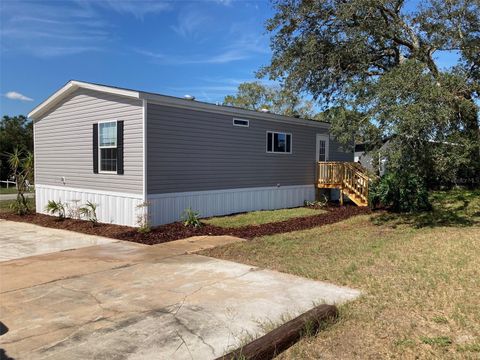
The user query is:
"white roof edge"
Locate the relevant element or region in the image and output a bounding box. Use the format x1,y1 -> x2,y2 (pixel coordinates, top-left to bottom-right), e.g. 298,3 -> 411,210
28,80 -> 140,119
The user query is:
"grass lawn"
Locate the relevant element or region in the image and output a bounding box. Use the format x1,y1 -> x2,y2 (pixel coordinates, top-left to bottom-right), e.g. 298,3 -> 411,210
0,187 -> 34,195
203,207 -> 326,228
0,187 -> 19,194
203,189 -> 480,359
0,198 -> 35,213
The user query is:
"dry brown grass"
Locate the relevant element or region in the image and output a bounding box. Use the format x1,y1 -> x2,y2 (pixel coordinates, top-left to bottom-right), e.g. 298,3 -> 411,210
203,190 -> 480,359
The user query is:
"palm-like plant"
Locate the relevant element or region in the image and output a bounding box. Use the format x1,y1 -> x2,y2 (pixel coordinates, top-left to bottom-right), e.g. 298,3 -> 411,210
7,148 -> 34,215
79,201 -> 98,226
45,200 -> 66,219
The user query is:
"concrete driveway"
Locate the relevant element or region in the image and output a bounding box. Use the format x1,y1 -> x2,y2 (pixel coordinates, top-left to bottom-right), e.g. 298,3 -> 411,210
0,219 -> 114,261
0,220 -> 360,359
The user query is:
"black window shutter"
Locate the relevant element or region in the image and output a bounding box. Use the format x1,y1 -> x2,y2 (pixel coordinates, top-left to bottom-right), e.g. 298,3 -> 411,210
93,123 -> 98,174
117,121 -> 124,175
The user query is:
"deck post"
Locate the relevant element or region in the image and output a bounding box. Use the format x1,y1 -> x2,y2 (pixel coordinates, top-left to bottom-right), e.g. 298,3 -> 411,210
339,189 -> 344,206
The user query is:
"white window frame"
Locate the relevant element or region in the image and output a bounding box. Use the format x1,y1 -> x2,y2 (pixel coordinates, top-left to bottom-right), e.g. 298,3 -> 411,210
266,131 -> 292,154
233,118 -> 249,127
98,120 -> 118,174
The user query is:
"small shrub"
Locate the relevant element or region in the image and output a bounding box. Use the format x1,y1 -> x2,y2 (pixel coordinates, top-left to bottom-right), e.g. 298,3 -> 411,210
9,200 -> 29,216
79,201 -> 98,226
369,172 -> 431,212
182,208 -> 202,228
45,200 -> 66,219
136,201 -> 151,233
304,195 -> 328,209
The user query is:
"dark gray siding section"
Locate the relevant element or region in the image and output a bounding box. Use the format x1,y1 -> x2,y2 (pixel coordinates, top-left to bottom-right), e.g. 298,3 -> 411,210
330,138 -> 354,162
35,89 -> 143,194
146,103 -> 352,194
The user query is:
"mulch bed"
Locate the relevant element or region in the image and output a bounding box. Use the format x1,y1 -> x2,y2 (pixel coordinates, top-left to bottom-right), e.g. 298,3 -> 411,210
0,205 -> 370,245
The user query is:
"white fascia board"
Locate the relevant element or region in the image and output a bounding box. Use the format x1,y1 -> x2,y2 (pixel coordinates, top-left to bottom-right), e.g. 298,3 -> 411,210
28,80 -> 140,119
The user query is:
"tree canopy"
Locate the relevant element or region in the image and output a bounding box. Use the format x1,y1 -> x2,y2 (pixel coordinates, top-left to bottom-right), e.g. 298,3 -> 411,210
223,81 -> 320,119
0,115 -> 33,181
260,0 -> 480,186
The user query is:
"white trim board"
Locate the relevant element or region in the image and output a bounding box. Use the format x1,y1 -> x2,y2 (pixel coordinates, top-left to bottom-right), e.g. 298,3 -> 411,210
142,99 -> 147,202
35,184 -> 143,199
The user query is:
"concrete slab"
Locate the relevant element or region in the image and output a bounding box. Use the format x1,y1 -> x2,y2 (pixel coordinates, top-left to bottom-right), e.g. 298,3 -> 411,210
0,221 -> 359,359
0,223 -> 360,360
0,220 -> 115,261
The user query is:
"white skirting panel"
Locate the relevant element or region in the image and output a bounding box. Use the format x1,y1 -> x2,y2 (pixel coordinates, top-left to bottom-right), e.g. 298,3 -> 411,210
35,184 -> 144,227
147,185 -> 315,226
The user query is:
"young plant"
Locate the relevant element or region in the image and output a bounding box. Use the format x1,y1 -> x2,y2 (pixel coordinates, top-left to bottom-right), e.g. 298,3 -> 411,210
7,148 -> 34,215
67,199 -> 82,220
136,201 -> 151,233
304,194 -> 328,209
79,201 -> 98,226
45,200 -> 66,219
181,208 -> 202,228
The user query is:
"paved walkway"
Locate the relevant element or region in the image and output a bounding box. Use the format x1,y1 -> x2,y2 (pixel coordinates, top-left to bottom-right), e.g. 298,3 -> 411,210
0,220 -> 361,360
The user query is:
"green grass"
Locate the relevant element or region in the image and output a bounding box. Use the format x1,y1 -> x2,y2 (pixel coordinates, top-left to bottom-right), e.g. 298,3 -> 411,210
374,188 -> 480,228
0,187 -> 34,194
203,207 -> 326,228
0,198 -> 35,213
0,187 -> 19,194
203,189 -> 480,359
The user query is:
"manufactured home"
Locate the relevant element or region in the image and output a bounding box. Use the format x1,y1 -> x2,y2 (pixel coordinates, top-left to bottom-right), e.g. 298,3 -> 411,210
29,80 -> 367,227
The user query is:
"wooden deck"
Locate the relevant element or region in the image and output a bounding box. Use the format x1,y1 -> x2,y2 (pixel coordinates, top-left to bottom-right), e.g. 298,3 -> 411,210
317,162 -> 370,207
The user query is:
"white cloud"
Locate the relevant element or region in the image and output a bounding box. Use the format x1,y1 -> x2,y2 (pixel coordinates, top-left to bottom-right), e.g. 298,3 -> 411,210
0,0 -> 171,57
0,1 -> 107,57
171,6 -> 210,39
4,92 -> 33,102
137,27 -> 269,65
83,0 -> 171,19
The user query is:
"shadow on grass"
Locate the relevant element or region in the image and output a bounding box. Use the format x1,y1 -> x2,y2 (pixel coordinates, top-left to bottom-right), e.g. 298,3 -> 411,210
372,189 -> 480,228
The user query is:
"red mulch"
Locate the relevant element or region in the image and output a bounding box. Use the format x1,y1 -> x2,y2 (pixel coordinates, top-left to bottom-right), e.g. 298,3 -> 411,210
0,205 -> 370,245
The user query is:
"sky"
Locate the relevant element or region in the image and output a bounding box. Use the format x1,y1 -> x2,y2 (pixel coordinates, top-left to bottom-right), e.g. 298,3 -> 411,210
0,0 -> 461,117
1,0 -> 274,116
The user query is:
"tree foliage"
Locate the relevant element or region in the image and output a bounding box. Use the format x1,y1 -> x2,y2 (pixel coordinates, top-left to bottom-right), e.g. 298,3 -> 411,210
223,81 -> 320,119
0,115 -> 33,181
261,0 -> 480,189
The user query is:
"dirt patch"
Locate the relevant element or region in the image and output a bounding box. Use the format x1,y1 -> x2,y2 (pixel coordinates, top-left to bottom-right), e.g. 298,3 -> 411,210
0,205 -> 370,245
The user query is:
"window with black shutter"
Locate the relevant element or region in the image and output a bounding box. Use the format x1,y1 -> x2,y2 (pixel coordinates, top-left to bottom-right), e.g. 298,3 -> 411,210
94,121 -> 124,174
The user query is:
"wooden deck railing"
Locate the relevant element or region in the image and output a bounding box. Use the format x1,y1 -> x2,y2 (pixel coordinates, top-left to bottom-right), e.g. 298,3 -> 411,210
316,161 -> 344,187
316,162 -> 371,206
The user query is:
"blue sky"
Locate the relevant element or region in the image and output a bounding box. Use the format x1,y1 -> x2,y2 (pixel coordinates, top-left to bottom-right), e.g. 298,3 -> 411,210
1,0 -> 273,116
0,0 -> 461,116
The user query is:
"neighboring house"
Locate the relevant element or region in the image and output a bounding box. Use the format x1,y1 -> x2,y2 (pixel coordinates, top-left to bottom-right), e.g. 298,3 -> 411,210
29,80 -> 353,227
355,139 -> 391,176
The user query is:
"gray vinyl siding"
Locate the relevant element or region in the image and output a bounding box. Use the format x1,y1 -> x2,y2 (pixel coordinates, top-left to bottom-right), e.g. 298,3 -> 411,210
146,103 -> 352,194
35,88 -> 143,194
